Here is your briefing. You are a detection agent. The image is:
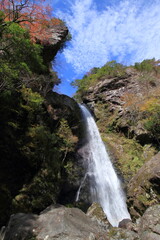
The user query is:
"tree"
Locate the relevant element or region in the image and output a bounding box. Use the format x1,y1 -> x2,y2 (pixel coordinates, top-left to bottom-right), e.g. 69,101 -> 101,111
0,0 -> 63,42
0,21 -> 47,92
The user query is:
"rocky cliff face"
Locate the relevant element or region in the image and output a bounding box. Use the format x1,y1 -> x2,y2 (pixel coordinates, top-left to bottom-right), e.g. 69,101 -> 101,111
79,66 -> 160,219
82,68 -> 139,113
45,91 -> 87,207
41,24 -> 69,69
82,67 -> 159,144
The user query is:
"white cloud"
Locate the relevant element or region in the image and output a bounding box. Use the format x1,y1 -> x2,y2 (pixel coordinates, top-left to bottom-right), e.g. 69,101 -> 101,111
56,0 -> 160,74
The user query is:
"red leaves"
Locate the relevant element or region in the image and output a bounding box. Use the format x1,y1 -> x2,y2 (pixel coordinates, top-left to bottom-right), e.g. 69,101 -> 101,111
0,0 -> 63,43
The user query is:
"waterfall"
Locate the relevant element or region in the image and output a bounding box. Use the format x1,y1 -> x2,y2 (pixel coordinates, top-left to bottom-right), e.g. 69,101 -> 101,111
0,227 -> 5,240
75,173 -> 88,202
79,104 -> 131,227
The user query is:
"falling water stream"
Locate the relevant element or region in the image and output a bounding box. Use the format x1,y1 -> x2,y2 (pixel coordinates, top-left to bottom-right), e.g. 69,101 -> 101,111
79,105 -> 131,227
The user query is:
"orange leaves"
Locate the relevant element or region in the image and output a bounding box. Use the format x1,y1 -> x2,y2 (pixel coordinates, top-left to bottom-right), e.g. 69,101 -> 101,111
0,0 -> 63,43
50,18 -> 62,26
121,92 -> 142,111
122,86 -> 160,115
21,17 -> 63,43
139,97 -> 160,112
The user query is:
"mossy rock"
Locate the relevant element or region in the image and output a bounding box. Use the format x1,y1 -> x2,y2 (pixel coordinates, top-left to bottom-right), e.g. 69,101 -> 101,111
12,169 -> 60,214
127,152 -> 160,220
101,133 -> 155,182
87,202 -> 110,229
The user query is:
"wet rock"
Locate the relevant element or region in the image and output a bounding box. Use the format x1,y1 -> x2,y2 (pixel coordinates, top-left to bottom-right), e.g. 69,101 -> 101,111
4,204 -> 160,240
118,219 -> 132,229
87,202 -> 111,230
118,219 -> 138,233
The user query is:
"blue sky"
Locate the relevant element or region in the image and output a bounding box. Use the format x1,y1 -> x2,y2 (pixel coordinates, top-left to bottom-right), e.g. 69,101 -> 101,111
52,0 -> 160,96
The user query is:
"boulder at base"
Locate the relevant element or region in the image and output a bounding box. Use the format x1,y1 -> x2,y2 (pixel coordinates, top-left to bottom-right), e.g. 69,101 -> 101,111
86,202 -> 111,230
138,204 -> 160,240
3,205 -> 106,240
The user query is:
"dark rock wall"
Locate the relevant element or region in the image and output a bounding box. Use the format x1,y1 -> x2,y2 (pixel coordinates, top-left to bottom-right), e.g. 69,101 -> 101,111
42,24 -> 69,69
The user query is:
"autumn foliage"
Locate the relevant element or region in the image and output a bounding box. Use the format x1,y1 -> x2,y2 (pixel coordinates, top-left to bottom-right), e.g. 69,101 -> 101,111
0,0 -> 63,42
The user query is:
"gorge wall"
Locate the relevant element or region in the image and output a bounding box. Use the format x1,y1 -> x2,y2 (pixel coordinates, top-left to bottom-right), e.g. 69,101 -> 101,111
78,63 -> 160,220
0,23 -> 84,228
1,9 -> 160,239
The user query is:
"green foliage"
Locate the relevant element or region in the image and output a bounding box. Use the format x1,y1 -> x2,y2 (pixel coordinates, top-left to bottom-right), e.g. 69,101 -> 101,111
134,58 -> 160,74
135,59 -> 154,72
72,61 -> 126,98
0,87 -> 71,221
20,87 -> 44,111
0,22 -> 46,92
0,8 -> 72,227
102,133 -> 146,181
22,125 -> 59,168
143,102 -> 160,144
12,169 -> 60,213
57,118 -> 78,153
93,101 -> 112,133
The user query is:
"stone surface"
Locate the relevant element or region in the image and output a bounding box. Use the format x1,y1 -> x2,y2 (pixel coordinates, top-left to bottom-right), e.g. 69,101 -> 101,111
4,204 -> 160,240
45,91 -> 88,206
82,69 -> 139,114
82,68 -> 157,145
86,202 -> 111,230
42,24 -> 68,67
45,90 -> 85,143
127,152 -> 160,219
138,205 -> 160,240
107,228 -> 139,240
4,213 -> 38,240
3,205 -> 106,240
118,219 -> 132,229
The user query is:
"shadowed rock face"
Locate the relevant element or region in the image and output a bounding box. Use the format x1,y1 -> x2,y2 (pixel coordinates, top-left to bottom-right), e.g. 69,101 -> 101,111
41,24 -> 68,67
45,91 -> 87,144
45,91 -> 89,206
3,213 -> 38,240
127,152 -> 160,219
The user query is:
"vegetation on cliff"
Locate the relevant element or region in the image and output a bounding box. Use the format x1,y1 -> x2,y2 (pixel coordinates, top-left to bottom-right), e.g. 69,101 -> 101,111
0,0 -> 78,227
1,0 -> 160,230
72,60 -> 126,99
73,58 -> 160,218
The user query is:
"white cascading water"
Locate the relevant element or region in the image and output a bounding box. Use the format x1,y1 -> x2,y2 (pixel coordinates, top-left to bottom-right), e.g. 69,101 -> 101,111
0,227 -> 5,240
79,105 -> 131,227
